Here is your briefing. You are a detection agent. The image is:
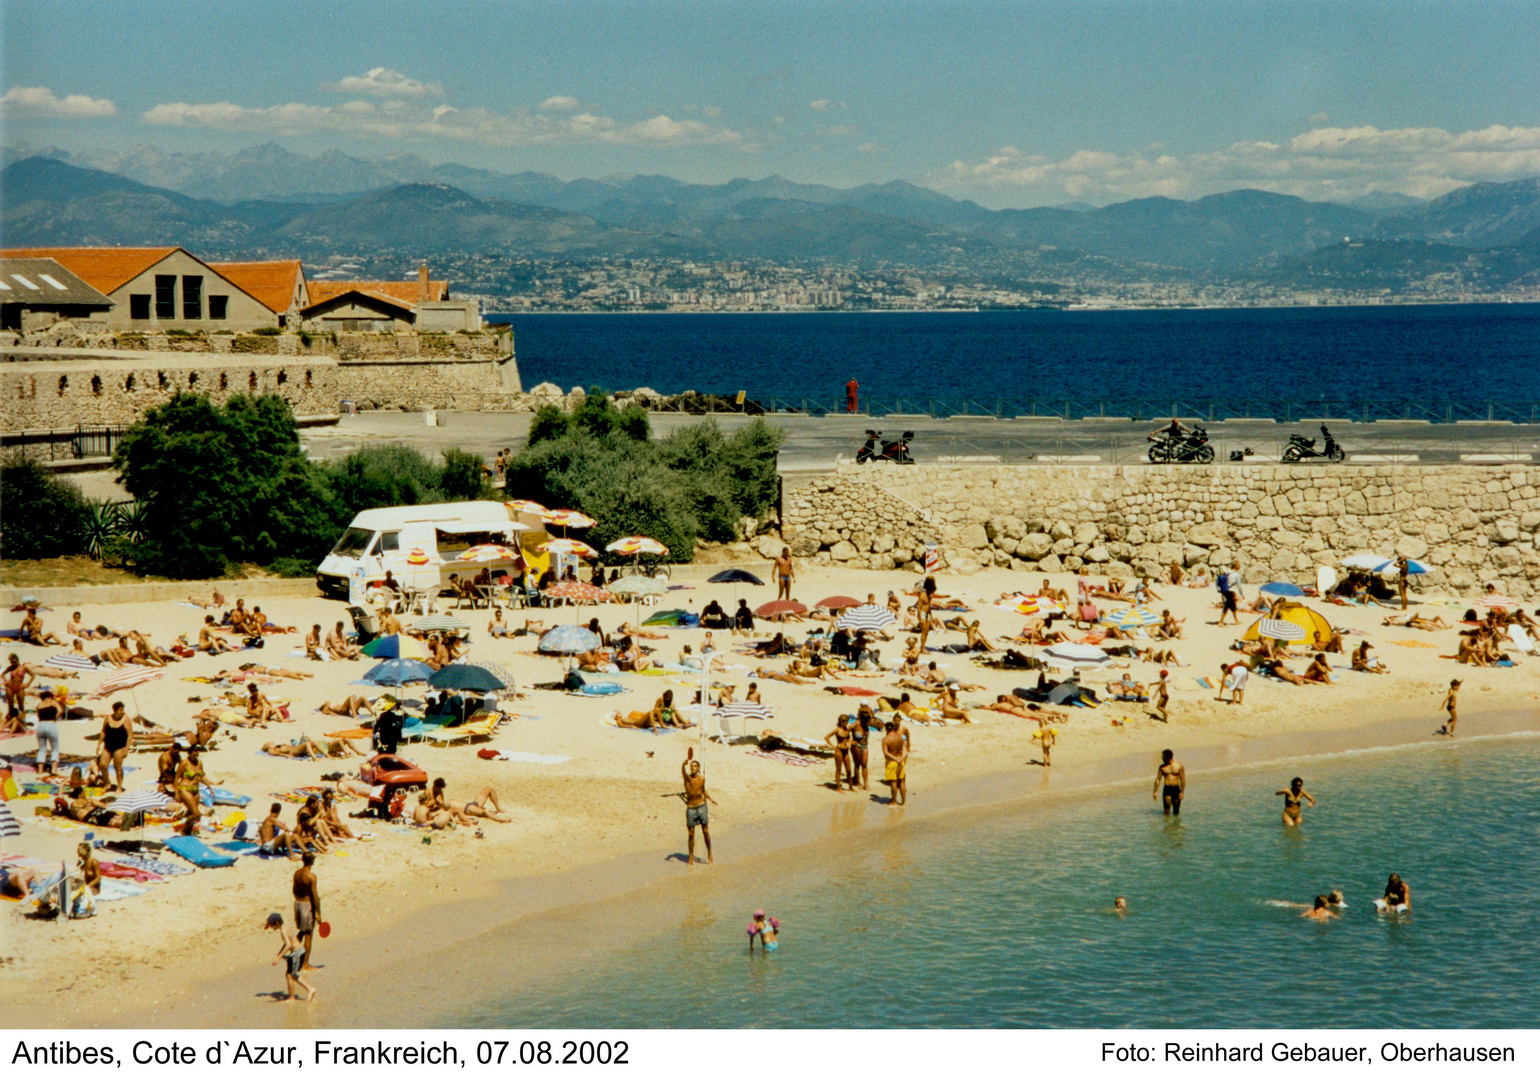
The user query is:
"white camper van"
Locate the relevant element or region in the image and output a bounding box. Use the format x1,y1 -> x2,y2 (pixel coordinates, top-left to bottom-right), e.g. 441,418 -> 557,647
316,501 -> 532,599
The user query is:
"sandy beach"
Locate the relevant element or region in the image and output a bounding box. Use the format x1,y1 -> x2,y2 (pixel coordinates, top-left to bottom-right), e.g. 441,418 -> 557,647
2,564 -> 1536,1027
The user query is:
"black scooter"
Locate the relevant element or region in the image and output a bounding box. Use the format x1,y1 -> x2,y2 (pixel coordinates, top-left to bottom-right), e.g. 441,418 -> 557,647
1281,424 -> 1345,463
855,429 -> 915,465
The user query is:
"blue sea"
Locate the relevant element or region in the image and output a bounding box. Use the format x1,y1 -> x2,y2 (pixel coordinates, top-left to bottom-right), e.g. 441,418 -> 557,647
493,306 -> 1540,413
458,734 -> 1540,1028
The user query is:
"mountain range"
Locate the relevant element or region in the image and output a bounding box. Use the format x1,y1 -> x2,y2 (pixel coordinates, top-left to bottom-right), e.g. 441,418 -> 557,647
3,144 -> 1539,292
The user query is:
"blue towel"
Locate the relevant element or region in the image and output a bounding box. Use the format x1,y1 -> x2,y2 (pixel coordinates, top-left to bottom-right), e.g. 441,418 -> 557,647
572,682 -> 625,696
213,840 -> 261,856
164,834 -> 237,868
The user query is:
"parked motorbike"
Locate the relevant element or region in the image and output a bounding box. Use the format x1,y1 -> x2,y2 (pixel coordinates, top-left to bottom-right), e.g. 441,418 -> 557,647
1147,426 -> 1214,464
1281,423 -> 1345,463
855,430 -> 916,464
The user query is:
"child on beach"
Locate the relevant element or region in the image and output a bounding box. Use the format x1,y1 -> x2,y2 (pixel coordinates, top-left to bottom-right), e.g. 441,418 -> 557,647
1032,723 -> 1056,767
747,910 -> 781,952
1440,679 -> 1460,735
265,912 -> 316,1001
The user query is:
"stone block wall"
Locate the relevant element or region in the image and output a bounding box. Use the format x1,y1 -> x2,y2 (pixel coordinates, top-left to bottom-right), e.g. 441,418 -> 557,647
781,463 -> 1540,598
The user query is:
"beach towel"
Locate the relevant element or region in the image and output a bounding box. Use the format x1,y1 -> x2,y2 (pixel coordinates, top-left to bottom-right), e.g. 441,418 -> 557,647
325,727 -> 373,739
95,878 -> 150,902
825,685 -> 881,696
213,840 -> 261,856
568,681 -> 625,696
1193,676 -> 1216,690
1388,640 -> 1439,649
96,860 -> 166,883
106,853 -> 193,878
749,749 -> 818,767
164,835 -> 237,868
476,749 -> 571,764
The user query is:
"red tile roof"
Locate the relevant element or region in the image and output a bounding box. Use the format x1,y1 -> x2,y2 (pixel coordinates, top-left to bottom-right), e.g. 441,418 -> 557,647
306,279 -> 448,309
209,260 -> 305,314
0,247 -> 179,295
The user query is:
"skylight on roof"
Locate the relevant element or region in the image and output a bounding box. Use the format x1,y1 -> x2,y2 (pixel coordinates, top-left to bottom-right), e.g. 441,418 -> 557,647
39,274 -> 67,290
12,274 -> 41,291
0,280 -> 11,291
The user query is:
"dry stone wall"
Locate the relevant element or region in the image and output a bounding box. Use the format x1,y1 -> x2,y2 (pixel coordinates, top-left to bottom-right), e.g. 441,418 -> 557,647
781,463 -> 1540,599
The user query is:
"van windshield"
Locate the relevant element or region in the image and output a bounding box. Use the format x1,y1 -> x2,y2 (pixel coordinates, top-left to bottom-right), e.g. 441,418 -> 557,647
331,527 -> 375,558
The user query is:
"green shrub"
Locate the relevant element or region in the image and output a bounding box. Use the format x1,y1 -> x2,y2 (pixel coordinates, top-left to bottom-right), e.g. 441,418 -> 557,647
266,556 -> 315,578
251,326 -> 282,336
438,448 -> 493,501
0,457 -> 90,558
527,404 -> 569,445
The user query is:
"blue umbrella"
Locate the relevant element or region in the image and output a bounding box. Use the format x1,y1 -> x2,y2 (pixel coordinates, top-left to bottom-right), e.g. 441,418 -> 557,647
538,624 -> 601,655
429,663 -> 512,693
1372,558 -> 1430,575
1258,582 -> 1306,597
708,568 -> 765,585
360,658 -> 436,686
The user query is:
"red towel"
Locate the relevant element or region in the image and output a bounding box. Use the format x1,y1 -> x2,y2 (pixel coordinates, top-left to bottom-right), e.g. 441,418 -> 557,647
829,685 -> 880,696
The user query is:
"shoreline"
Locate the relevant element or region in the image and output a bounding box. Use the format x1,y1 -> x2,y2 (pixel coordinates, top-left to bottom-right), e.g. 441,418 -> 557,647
106,702 -> 1540,1029
486,299 -> 1537,318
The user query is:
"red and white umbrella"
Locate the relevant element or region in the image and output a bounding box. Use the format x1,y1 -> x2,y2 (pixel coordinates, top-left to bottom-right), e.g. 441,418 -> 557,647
1016,596 -> 1065,617
1480,594 -> 1518,608
547,508 -> 596,529
605,535 -> 669,557
505,500 -> 549,518
457,544 -> 519,563
405,547 -> 436,566
543,581 -> 614,604
90,665 -> 165,698
540,538 -> 599,559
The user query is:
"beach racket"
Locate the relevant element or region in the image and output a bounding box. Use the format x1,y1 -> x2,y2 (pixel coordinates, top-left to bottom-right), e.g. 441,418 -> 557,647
319,921 -> 332,939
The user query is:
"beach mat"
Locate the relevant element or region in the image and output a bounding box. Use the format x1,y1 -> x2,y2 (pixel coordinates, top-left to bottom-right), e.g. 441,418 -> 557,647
164,834 -> 237,869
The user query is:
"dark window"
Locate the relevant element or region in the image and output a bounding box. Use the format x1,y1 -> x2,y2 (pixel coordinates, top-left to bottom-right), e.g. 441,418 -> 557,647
208,294 -> 228,320
57,375 -> 68,395
219,373 -> 228,391
276,370 -> 287,385
181,275 -> 202,319
130,294 -> 151,320
248,372 -> 258,390
278,314 -> 287,328
378,531 -> 401,553
154,276 -> 176,320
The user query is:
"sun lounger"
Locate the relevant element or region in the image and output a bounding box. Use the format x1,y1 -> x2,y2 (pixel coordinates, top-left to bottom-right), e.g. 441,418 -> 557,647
164,834 -> 237,868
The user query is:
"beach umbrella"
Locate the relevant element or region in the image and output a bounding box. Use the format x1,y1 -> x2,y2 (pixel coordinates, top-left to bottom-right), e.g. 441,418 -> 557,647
1100,606 -> 1159,631
360,658 -> 435,686
457,544 -> 519,563
642,608 -> 690,627
1480,594 -> 1518,608
538,625 -> 602,655
361,634 -> 430,660
835,604 -> 898,631
711,701 -> 774,739
1255,617 -> 1309,642
539,538 -> 599,559
606,535 -> 669,557
1370,558 -> 1431,576
544,581 -> 614,604
90,665 -> 165,698
429,663 -> 512,693
0,801 -> 20,845
411,615 -> 470,634
47,653 -> 99,672
1258,582 -> 1307,598
756,599 -> 807,619
709,568 -> 765,586
110,789 -> 172,815
1039,642 -> 1111,670
505,499 -> 549,518
610,575 -> 667,598
405,548 -> 436,567
816,595 -> 862,612
547,509 -> 597,530
1015,596 -> 1064,617
1340,552 -> 1393,572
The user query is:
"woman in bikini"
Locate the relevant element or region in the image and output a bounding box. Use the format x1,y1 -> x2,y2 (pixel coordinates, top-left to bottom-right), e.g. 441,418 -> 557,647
1303,653 -> 1333,683
1275,776 -> 1316,826
615,690 -> 687,729
318,695 -> 376,718
173,747 -> 208,831
824,715 -> 855,791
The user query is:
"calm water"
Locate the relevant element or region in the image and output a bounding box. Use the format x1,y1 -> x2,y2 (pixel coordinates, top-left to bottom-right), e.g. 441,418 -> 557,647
464,735 -> 1540,1028
493,306 -> 1540,407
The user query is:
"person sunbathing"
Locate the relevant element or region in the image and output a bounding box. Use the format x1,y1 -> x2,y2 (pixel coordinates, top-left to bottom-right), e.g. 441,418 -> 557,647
19,610 -> 62,647
892,692 -> 944,726
981,694 -> 1037,718
264,735 -> 365,759
941,615 -> 971,633
1383,611 -> 1451,631
1089,580 -> 1126,602
240,662 -> 313,680
1107,674 -> 1149,700
1303,653 -> 1334,683
753,666 -> 817,685
318,790 -> 356,840
293,796 -> 333,852
56,786 -> 126,829
1140,647 -> 1182,666
432,778 -> 512,822
898,660 -> 950,691
1352,641 -> 1388,673
92,637 -> 136,668
325,621 -> 359,661
1189,565 -> 1211,588
786,656 -> 833,680
964,621 -> 996,652
186,587 -> 226,610
199,616 -> 236,655
245,683 -> 283,725
1164,562 -> 1185,586
932,684 -> 973,723
304,624 -> 324,660
1321,629 -> 1346,654
427,635 -> 453,670
1,864 -> 43,900
412,792 -> 457,829
65,612 -> 104,639
257,803 -> 303,859
614,690 -> 688,729
1451,633 -> 1491,666
1266,659 -> 1308,686
614,638 -> 654,672
1154,610 -> 1184,640
576,647 -> 618,673
318,695 -> 377,718
250,607 -> 296,634
617,621 -> 669,641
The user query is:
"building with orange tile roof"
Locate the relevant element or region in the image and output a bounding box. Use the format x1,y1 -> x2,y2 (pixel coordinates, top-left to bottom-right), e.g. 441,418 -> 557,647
301,263 -> 479,332
209,260 -> 309,325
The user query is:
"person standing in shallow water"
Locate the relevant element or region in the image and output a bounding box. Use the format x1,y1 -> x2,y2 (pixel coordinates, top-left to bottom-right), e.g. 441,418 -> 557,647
1440,679 -> 1460,736
1154,749 -> 1185,816
1276,776 -> 1316,826
682,747 -> 715,865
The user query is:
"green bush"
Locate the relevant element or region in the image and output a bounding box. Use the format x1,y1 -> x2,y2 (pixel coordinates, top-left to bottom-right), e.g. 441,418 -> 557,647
527,404 -> 570,445
322,443 -> 492,523
438,448 -> 493,501
0,458 -> 90,558
251,326 -> 282,336
266,556 -> 315,578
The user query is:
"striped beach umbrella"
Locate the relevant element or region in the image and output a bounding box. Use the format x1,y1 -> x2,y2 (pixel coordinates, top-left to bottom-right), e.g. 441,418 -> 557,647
1257,617 -> 1309,642
835,604 -> 898,631
610,575 -> 667,597
457,544 -> 519,563
90,665 -> 165,698
0,800 -> 21,840
110,789 -> 172,815
1015,596 -> 1065,617
1039,642 -> 1111,670
47,653 -> 99,672
538,625 -> 601,655
547,509 -> 597,529
1101,606 -> 1160,630
712,701 -> 774,736
544,581 -> 614,604
411,615 -> 471,634
606,535 -> 669,557
505,500 -> 549,518
405,548 -> 435,566
539,538 -> 600,559
1480,594 -> 1518,608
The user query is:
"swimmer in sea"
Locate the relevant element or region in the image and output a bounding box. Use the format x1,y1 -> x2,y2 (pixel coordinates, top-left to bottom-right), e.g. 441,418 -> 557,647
1328,889 -> 1346,908
1113,896 -> 1129,915
1375,873 -> 1411,913
747,909 -> 780,953
1153,749 -> 1185,816
1301,895 -> 1339,922
1275,776 -> 1316,826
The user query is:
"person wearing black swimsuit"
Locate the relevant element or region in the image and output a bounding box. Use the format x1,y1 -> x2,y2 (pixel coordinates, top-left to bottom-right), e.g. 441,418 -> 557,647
96,701 -> 133,792
1275,776 -> 1316,826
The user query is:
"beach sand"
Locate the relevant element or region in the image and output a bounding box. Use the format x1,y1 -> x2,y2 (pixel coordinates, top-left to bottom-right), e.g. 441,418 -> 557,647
2,566 -> 1535,1027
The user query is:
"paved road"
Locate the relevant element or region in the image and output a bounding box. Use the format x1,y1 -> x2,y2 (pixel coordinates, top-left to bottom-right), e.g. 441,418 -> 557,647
302,411 -> 1540,473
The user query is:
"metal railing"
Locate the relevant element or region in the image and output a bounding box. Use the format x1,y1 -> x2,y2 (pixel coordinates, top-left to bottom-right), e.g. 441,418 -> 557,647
1,424 -> 131,461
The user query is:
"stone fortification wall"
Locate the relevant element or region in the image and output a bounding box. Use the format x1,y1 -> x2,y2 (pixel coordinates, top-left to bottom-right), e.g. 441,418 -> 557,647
781,463 -> 1540,598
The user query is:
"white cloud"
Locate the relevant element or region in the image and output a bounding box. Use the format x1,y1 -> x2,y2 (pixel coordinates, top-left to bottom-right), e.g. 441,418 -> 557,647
0,85 -> 116,118
809,99 -> 847,112
939,123 -> 1540,204
857,141 -> 888,154
324,67 -> 443,99
141,96 -> 742,148
539,95 -> 581,112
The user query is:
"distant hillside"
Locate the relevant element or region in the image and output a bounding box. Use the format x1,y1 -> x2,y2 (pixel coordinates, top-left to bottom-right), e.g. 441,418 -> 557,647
1373,177 -> 1540,247
1266,238 -> 1540,291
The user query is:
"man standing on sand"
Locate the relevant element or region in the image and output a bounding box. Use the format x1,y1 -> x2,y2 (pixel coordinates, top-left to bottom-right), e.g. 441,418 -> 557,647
773,547 -> 795,602
292,853 -> 321,970
682,747 -> 716,865
1153,669 -> 1170,723
846,376 -> 859,414
1154,749 -> 1186,816
882,718 -> 909,805
1440,679 -> 1461,736
1217,563 -> 1241,626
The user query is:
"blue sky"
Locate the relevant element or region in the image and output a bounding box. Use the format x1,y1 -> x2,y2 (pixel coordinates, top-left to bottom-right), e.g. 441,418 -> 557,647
3,0 -> 1538,206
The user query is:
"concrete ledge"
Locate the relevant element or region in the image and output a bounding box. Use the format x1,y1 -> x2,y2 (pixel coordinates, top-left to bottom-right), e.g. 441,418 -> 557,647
39,457 -> 113,473
0,576 -> 322,609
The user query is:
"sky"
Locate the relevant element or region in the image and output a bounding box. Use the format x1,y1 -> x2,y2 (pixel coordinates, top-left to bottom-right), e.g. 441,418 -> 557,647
3,0 -> 1539,207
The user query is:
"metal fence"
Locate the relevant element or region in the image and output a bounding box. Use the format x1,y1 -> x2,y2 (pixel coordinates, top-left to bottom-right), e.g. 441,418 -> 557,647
0,424 -> 131,462
663,396 -> 1540,424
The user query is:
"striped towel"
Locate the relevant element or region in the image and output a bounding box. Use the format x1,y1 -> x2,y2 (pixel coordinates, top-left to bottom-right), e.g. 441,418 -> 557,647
749,749 -> 818,767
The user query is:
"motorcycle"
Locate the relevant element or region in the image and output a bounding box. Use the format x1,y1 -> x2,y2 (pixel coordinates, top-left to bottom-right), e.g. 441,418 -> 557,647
855,430 -> 916,465
1147,426 -> 1214,464
1281,423 -> 1345,463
